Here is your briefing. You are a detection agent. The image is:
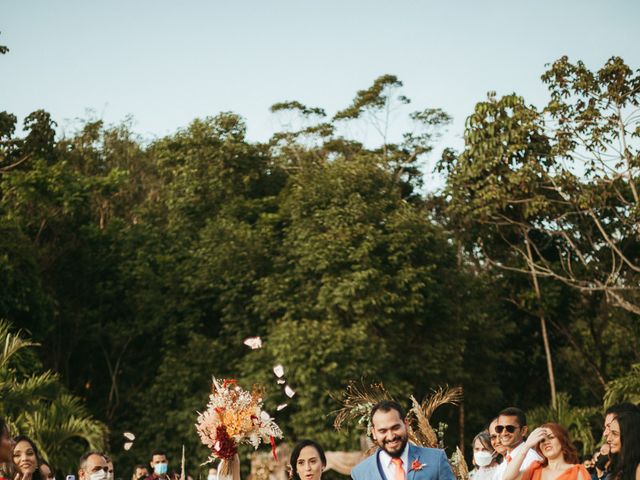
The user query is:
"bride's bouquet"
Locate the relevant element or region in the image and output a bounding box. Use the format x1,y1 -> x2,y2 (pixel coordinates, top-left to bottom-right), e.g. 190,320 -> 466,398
195,378 -> 283,476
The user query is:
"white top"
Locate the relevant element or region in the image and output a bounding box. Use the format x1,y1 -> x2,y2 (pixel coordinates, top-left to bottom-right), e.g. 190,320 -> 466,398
379,444 -> 410,480
470,466 -> 499,480
493,442 -> 543,480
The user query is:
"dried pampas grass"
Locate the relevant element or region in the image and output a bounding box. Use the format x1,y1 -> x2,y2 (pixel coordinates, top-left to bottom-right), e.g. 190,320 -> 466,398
333,381 -> 393,433
407,386 -> 463,448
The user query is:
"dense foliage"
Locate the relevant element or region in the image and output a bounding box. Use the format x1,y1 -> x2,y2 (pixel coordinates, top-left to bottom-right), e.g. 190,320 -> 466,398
1,59 -> 638,477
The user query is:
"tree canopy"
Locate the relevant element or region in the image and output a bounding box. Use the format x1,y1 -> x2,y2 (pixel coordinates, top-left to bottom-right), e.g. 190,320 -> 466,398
1,59 -> 638,475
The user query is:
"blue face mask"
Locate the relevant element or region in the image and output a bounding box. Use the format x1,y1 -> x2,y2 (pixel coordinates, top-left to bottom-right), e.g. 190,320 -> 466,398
154,464 -> 168,475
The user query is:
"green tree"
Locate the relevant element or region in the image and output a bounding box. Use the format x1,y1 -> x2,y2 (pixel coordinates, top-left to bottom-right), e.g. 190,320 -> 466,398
0,320 -> 108,473
438,56 -> 640,406
603,363 -> 640,407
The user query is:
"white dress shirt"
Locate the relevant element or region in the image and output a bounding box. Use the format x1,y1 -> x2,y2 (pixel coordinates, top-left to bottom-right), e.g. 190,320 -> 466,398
493,442 -> 542,480
379,444 -> 410,480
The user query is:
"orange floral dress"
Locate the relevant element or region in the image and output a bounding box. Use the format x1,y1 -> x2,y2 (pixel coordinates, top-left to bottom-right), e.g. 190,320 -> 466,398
522,461 -> 590,480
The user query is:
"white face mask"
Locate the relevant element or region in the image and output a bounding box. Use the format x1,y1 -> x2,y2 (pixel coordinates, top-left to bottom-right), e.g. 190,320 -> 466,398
474,451 -> 493,467
90,471 -> 109,480
207,475 -> 216,480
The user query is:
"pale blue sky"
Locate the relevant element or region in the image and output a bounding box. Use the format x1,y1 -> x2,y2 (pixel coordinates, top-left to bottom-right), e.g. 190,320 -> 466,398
2,0 -> 639,185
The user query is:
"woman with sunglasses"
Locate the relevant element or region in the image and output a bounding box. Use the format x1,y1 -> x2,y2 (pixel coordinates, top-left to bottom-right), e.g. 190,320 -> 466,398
504,423 -> 589,480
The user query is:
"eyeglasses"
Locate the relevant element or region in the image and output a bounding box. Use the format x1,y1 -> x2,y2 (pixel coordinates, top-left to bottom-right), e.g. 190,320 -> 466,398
495,425 -> 520,434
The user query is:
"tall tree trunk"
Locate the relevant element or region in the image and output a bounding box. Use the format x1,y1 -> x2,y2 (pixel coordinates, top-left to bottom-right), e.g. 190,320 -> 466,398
525,234 -> 557,408
459,386 -> 465,454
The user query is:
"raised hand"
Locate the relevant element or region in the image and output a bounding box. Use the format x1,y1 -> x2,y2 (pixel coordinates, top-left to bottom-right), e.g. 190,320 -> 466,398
525,427 -> 548,449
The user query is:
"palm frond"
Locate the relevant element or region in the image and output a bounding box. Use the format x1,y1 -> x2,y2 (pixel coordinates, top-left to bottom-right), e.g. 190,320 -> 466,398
604,363 -> 640,408
15,394 -> 108,472
0,320 -> 108,473
0,320 -> 38,370
0,371 -> 60,414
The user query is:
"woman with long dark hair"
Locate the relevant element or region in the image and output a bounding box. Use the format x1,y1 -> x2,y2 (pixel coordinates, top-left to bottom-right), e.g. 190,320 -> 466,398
607,411 -> 640,480
289,440 -> 326,480
12,436 -> 43,480
38,461 -> 53,480
504,423 -> 590,480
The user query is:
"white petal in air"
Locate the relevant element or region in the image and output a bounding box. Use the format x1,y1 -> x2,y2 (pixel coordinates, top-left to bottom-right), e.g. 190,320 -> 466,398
243,337 -> 263,349
260,411 -> 272,422
272,364 -> 284,378
276,379 -> 285,385
123,432 -> 136,441
124,442 -> 133,451
284,385 -> 296,398
276,403 -> 288,411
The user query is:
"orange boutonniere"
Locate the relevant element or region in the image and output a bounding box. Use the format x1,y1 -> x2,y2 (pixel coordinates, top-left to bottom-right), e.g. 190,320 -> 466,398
410,459 -> 426,471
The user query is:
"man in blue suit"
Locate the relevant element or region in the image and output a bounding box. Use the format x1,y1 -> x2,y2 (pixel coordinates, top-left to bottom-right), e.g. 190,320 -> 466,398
351,400 -> 455,480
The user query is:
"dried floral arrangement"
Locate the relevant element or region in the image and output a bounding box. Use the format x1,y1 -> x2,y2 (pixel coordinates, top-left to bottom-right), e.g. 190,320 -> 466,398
333,381 -> 469,480
195,378 -> 283,476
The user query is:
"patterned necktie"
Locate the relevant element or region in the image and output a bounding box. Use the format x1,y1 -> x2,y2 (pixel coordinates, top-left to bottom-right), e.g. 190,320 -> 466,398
506,454 -> 512,463
391,458 -> 406,480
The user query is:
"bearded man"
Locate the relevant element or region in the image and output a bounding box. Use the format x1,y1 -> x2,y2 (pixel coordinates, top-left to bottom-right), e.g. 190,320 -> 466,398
351,400 -> 455,480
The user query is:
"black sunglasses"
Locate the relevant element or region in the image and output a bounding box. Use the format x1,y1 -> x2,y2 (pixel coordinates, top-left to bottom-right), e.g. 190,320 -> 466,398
495,425 -> 520,434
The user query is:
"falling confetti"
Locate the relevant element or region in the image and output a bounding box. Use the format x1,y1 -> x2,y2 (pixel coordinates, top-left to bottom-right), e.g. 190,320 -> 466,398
124,442 -> 133,451
277,379 -> 285,385
284,385 -> 296,398
276,404 -> 288,411
123,432 -> 136,441
243,337 -> 263,349
272,365 -> 284,378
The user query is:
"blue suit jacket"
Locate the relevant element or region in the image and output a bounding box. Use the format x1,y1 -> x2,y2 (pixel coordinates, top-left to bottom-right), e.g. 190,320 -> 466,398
351,444 -> 455,480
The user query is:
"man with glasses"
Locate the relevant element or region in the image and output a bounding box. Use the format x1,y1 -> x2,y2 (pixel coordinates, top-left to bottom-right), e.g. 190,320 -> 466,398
489,418 -> 507,458
493,407 -> 541,480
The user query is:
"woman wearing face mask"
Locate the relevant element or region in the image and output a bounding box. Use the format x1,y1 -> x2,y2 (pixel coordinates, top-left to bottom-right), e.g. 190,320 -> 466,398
470,431 -> 499,480
289,440 -> 326,480
504,423 -> 590,480
607,411 -> 640,480
12,436 -> 43,480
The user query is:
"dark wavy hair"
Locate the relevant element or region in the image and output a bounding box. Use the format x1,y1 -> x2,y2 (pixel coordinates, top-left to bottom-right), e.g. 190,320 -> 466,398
533,423 -> 579,466
13,435 -> 44,480
609,411 -> 640,480
39,460 -> 54,480
498,407 -> 527,427
370,400 -> 407,423
289,440 -> 326,480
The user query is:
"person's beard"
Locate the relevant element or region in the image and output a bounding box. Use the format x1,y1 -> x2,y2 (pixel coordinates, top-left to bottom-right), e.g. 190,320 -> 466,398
379,432 -> 408,458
